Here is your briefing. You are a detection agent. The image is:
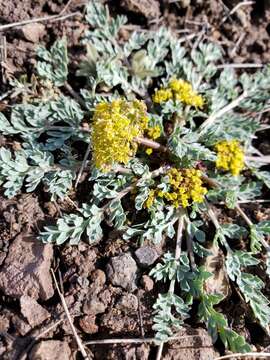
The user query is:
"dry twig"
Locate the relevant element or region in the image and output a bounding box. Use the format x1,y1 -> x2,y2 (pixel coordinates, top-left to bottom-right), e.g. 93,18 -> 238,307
221,1 -> 255,24
0,12 -> 81,32
51,270 -> 90,360
214,351 -> 270,360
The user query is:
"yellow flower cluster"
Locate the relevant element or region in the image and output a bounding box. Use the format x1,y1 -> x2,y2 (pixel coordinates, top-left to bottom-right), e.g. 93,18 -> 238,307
92,99 -> 148,171
215,140 -> 244,176
145,189 -> 156,208
145,125 -> 161,155
152,78 -> 204,108
147,126 -> 161,140
152,88 -> 172,104
145,168 -> 207,209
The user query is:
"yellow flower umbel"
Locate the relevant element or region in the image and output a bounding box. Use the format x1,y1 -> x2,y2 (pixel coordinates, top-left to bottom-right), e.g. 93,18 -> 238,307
215,140 -> 244,176
92,99 -> 148,171
152,88 -> 173,104
153,78 -> 204,108
169,79 -> 204,108
145,168 -> 207,209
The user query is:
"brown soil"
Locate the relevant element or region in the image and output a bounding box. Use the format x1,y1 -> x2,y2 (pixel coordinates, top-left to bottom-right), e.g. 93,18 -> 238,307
0,0 -> 270,359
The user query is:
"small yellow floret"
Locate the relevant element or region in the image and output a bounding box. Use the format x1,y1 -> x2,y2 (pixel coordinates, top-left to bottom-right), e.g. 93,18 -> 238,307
147,125 -> 161,140
145,189 -> 155,209
92,99 -> 149,171
152,88 -> 173,104
146,148 -> 153,155
153,78 -> 204,108
215,140 -> 244,176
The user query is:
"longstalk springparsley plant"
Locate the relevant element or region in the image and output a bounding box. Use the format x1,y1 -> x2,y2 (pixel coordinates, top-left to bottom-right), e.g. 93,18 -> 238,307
1,1 -> 270,353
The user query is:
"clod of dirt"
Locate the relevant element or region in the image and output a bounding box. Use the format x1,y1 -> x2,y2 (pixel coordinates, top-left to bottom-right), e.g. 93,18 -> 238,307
20,295 -> 50,328
61,246 -> 96,278
100,309 -> 138,334
163,327 -> 219,359
120,0 -> 160,19
83,295 -> 107,315
91,268 -> 106,288
116,293 -> 138,313
106,344 -> 150,360
0,234 -> 54,300
0,0 -> 46,23
12,315 -> 31,336
79,314 -> 98,334
106,253 -> 138,291
0,315 -> 9,333
1,194 -> 44,237
21,23 -> 46,43
83,269 -> 111,315
29,340 -> 72,360
141,275 -> 154,291
135,246 -> 159,268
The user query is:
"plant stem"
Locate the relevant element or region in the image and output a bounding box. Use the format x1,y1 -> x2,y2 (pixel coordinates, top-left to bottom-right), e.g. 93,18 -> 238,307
184,215 -> 196,271
245,155 -> 270,164
102,165 -> 171,211
134,136 -> 168,152
235,204 -> 270,251
75,143 -> 91,188
64,82 -> 88,110
204,200 -> 231,252
156,212 -> 184,360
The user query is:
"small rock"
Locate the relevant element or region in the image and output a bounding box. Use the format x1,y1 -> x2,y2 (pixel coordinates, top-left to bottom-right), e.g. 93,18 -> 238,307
163,327 -> 219,360
83,295 -> 106,315
20,295 -> 50,328
12,315 -> 31,336
135,246 -> 159,268
98,288 -> 111,307
91,269 -> 106,288
0,235 -> 54,300
21,23 -> 45,43
0,315 -> 9,333
117,294 -> 138,313
106,253 -> 138,291
101,311 -> 138,333
141,275 -> 154,291
79,314 -> 98,334
176,0 -> 190,8
120,0 -> 160,18
30,340 -> 71,360
136,344 -> 151,360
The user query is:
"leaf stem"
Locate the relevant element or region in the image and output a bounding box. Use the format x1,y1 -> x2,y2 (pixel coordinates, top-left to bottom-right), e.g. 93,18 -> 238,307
199,91 -> 248,132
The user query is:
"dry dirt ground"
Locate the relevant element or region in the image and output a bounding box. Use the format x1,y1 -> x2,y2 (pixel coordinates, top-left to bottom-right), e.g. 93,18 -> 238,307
0,0 -> 270,359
